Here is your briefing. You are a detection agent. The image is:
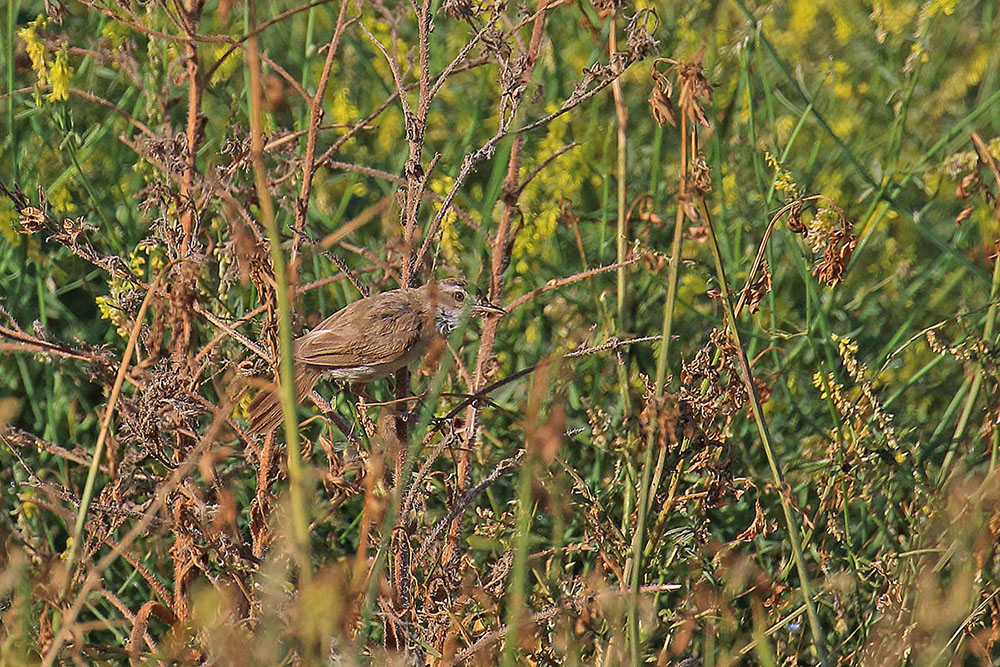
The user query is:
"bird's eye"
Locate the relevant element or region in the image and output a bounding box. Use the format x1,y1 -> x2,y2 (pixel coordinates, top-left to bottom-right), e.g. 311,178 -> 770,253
454,291 -> 465,302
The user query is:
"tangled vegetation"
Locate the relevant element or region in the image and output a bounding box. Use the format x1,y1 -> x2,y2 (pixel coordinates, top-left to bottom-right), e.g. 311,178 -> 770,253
2,0 -> 999,664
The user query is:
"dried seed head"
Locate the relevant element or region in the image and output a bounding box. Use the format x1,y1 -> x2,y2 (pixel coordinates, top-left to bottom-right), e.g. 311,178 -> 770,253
590,0 -> 625,16
625,9 -> 660,60
745,260 -> 772,314
441,0 -> 476,20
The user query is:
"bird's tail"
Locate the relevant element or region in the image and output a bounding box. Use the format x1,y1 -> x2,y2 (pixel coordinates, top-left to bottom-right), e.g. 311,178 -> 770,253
246,365 -> 320,435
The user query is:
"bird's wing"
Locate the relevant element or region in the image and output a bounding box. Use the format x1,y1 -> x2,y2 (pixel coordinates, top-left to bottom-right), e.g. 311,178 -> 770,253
294,290 -> 430,369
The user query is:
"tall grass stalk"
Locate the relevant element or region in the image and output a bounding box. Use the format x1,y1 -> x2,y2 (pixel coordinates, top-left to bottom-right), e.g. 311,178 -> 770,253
246,16 -> 311,582
950,134 -> 1000,449
627,117 -> 687,663
502,442 -> 536,666
698,194 -> 830,665
610,15 -> 628,330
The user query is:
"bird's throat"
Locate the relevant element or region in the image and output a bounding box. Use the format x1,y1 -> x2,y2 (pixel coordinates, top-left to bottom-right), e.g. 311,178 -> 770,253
435,310 -> 460,336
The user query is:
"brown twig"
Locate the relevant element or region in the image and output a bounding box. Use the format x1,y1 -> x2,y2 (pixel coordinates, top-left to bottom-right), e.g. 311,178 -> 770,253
504,256 -> 643,313
289,0 -> 353,282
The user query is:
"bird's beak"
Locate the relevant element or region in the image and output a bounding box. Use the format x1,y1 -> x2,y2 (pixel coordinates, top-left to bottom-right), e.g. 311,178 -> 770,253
471,296 -> 506,317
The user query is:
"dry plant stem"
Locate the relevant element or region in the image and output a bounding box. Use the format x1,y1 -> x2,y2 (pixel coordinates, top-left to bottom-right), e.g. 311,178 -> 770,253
354,352 -> 459,656
628,118 -> 688,661
356,21 -> 423,287
289,0 -> 351,279
698,197 -> 829,665
3,428 -> 94,469
463,0 -> 550,478
446,0 -> 552,587
62,265 -> 171,593
178,2 -> 199,258
0,330 -> 95,363
67,88 -> 156,138
416,450 -> 525,562
246,14 -> 311,582
455,604 -> 565,663
735,195 -> 840,317
99,589 -> 156,654
609,14 -> 628,329
948,133 -> 1000,451
504,256 -> 642,312
440,336 -> 661,423
323,159 -> 480,230
262,122 -> 376,152
191,302 -> 270,369
403,11 -> 503,280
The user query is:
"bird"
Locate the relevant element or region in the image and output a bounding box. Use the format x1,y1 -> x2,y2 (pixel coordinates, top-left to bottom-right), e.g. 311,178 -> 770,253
246,277 -> 504,434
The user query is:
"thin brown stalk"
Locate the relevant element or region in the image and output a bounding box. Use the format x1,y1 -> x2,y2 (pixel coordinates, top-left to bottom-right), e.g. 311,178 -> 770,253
322,159 -> 481,230
505,256 -> 642,313
609,14 -> 628,328
246,5 -> 311,583
463,0 -> 551,472
289,0 -> 352,281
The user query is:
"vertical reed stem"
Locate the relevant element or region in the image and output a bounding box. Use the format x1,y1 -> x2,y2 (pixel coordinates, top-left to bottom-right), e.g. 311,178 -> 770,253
698,192 -> 829,665
246,6 -> 311,583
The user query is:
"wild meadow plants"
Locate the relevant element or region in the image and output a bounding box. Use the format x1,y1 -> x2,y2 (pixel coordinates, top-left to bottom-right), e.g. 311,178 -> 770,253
1,0 -> 999,664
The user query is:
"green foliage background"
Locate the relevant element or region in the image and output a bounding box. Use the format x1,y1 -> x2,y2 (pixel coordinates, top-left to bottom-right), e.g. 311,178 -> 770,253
2,0 -> 1000,663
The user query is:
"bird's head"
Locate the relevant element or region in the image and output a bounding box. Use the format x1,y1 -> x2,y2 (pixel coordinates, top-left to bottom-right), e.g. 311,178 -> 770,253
427,278 -> 505,335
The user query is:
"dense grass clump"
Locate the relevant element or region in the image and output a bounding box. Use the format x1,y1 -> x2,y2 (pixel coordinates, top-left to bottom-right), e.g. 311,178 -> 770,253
2,0 -> 1000,664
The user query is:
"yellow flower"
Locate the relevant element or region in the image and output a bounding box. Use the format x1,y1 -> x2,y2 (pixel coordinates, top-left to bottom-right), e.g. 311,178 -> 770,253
47,46 -> 72,102
928,0 -> 956,16
789,0 -> 817,34
95,295 -> 114,321
376,108 -> 403,154
765,152 -> 799,198
513,108 -> 587,268
129,250 -> 146,274
18,16 -> 49,86
101,22 -> 130,50
234,391 -> 253,420
430,175 -> 462,264
328,87 -> 358,145
19,489 -> 37,519
833,10 -> 853,44
48,185 -> 76,213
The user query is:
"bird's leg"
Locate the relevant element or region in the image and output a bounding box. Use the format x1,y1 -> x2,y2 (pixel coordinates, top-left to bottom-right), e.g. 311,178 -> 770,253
345,382 -> 421,423
387,374 -> 423,424
348,382 -> 379,403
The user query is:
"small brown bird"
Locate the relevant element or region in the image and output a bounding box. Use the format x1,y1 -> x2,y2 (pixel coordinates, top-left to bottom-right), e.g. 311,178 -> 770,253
246,277 -> 504,434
